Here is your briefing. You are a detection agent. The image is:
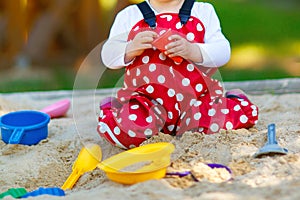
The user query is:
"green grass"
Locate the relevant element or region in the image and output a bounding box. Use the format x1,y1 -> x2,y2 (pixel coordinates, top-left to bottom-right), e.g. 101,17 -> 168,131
0,66 -> 75,93
205,0 -> 300,46
219,65 -> 291,82
203,0 -> 300,82
98,68 -> 125,88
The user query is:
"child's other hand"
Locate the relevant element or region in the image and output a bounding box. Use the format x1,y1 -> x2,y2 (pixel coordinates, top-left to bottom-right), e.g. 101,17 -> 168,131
165,34 -> 203,63
125,31 -> 158,63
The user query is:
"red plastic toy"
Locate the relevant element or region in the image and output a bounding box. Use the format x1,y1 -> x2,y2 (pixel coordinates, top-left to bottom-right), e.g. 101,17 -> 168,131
152,29 -> 183,63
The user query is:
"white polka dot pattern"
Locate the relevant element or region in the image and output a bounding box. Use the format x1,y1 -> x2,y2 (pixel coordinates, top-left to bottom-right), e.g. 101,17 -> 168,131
114,127 -> 121,135
159,53 -> 167,60
146,116 -> 153,123
131,105 -> 139,110
168,89 -> 176,97
226,122 -> 233,130
186,32 -> 195,41
176,93 -> 184,101
160,15 -> 172,21
240,115 -> 248,124
241,101 -> 249,106
128,130 -> 136,137
221,109 -> 229,114
182,78 -> 190,86
168,125 -> 175,131
143,76 -> 150,84
187,64 -> 194,71
176,22 -> 183,29
132,79 -> 137,86
168,111 -> 173,119
196,84 -> 203,92
194,112 -> 201,120
234,105 -> 241,111
197,23 -> 203,31
158,75 -> 166,83
186,118 -> 191,126
149,64 -> 156,72
210,123 -> 219,132
129,114 -> 137,121
208,108 -> 216,117
144,129 -> 153,136
136,69 -> 141,76
142,56 -> 149,64
146,85 -> 154,93
156,98 -> 163,105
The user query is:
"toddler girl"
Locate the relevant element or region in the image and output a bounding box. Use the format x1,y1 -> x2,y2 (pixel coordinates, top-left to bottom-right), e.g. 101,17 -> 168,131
98,0 -> 258,149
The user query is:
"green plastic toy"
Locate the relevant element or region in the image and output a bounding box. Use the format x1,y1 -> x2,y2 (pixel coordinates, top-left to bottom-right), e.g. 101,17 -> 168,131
0,188 -> 27,199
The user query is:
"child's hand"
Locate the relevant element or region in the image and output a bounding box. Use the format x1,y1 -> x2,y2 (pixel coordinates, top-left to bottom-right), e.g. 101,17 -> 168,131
125,31 -> 158,63
165,34 -> 203,63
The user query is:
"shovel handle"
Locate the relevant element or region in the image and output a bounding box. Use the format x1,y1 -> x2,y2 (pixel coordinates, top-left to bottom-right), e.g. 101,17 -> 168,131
267,123 -> 277,145
61,169 -> 82,190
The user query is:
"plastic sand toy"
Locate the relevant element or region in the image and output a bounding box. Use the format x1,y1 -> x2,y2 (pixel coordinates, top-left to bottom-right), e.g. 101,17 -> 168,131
40,99 -> 70,119
62,142 -> 175,188
21,187 -> 65,198
61,144 -> 102,190
152,29 -> 183,63
0,99 -> 70,145
0,110 -> 50,145
166,163 -> 233,182
97,142 -> 175,184
254,123 -> 288,158
0,188 -> 27,199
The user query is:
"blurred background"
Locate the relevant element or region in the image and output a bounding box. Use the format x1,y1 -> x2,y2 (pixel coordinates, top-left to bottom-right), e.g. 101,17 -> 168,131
0,0 -> 299,92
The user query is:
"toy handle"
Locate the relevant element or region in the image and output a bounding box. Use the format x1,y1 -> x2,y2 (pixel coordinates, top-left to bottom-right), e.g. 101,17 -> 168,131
61,169 -> 81,190
9,128 -> 25,144
267,123 -> 277,145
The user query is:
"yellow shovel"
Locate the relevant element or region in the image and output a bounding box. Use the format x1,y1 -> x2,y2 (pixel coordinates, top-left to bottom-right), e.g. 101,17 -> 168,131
61,144 -> 102,190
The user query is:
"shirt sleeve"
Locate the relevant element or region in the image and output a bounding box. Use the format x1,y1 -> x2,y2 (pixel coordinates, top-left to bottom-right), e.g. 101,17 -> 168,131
194,3 -> 231,68
101,7 -> 137,69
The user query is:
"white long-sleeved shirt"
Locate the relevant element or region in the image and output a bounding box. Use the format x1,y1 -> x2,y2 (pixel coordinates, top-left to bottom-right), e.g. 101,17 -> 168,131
101,1 -> 231,69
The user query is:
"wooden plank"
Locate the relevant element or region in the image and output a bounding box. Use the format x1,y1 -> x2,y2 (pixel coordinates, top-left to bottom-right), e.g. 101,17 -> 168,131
1,78 -> 298,100
224,78 -> 300,94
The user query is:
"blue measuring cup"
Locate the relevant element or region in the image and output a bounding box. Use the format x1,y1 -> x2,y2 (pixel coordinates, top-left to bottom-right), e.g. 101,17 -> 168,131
0,110 -> 50,145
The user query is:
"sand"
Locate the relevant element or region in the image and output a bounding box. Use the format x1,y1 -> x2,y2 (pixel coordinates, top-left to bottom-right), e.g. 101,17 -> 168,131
1,87 -> 300,200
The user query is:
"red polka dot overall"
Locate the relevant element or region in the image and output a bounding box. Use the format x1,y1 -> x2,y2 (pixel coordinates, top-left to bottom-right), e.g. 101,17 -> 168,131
97,12 -> 258,149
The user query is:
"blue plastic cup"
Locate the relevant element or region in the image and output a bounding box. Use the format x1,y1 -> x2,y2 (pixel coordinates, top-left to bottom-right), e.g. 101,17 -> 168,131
0,110 -> 50,145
